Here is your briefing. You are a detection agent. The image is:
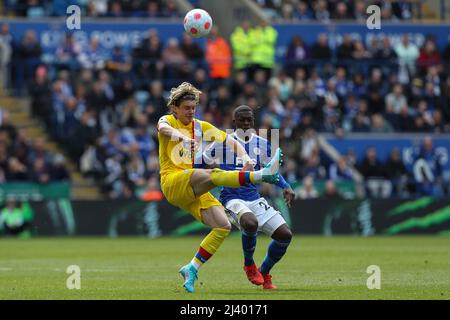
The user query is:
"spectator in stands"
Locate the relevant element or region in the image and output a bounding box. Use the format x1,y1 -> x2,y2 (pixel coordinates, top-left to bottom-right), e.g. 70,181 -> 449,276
322,80 -> 341,132
26,0 -> 45,17
67,111 -> 98,160
28,65 -> 52,126
332,1 -> 352,20
351,100 -> 370,132
370,113 -> 393,133
31,158 -> 51,184
248,19 -> 278,80
55,33 -> 81,72
230,20 -> 252,75
268,69 -> 293,102
330,66 -> 350,100
0,111 -> 17,142
141,1 -> 158,17
358,147 -> 391,198
337,34 -> 354,60
205,27 -> 232,87
16,30 -> 42,96
423,81 -> 440,111
353,0 -> 367,22
413,136 -> 444,196
119,97 -> 141,129
352,40 -> 370,60
162,37 -> 191,84
133,28 -> 163,81
285,35 -> 309,72
430,110 -> 447,133
107,1 -> 124,18
321,180 -> 344,200
299,150 -> 327,180
375,37 -> 396,61
162,0 -> 180,18
310,33 -> 332,61
329,157 -> 353,182
392,1 -> 412,20
394,104 -> 414,132
384,147 -> 409,197
385,83 -> 408,114
180,33 -> 204,67
78,37 -> 107,71
394,34 -> 419,84
417,39 -> 442,75
87,0 -> 108,17
0,199 -> 33,238
6,157 -> 30,181
106,46 -> 132,80
0,23 -> 13,95
297,175 -> 319,199
29,137 -> 53,166
50,154 -> 70,181
126,154 -> 147,191
12,128 -> 31,166
145,80 -> 167,124
280,1 -> 295,21
313,0 -> 330,23
133,116 -> 155,162
294,1 -> 314,21
350,71 -> 366,98
366,68 -> 386,115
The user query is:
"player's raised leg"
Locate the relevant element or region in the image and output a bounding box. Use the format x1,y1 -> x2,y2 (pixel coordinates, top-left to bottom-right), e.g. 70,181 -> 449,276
179,205 -> 231,293
189,147 -> 283,197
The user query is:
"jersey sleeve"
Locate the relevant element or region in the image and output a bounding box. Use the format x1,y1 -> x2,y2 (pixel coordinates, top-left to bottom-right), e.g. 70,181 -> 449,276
200,120 -> 227,143
157,115 -> 172,130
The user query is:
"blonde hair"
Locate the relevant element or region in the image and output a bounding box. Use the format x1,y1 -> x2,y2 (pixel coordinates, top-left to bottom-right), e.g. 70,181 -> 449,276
167,82 -> 202,107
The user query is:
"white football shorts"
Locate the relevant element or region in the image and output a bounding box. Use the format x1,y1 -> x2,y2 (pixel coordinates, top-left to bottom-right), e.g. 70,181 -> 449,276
224,197 -> 286,236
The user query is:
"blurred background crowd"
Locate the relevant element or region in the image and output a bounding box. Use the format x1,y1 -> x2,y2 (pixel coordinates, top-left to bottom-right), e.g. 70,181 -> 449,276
0,0 -> 449,201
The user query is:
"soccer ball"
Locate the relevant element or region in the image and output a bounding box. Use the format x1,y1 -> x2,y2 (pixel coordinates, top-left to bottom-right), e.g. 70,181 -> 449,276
183,8 -> 213,37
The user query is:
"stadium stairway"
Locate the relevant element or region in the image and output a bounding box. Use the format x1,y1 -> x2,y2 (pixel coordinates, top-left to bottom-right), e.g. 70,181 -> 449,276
0,95 -> 103,200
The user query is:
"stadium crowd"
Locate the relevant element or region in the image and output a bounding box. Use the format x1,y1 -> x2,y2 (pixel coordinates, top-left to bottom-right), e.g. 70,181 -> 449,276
2,0 -> 182,18
0,1 -> 449,199
0,110 -> 70,183
253,0 -> 418,22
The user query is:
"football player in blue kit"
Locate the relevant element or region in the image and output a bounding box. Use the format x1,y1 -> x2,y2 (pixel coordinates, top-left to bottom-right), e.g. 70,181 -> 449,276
204,105 -> 295,289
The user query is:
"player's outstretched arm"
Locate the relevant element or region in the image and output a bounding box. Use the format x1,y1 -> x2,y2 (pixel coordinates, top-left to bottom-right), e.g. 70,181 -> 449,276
158,121 -> 197,148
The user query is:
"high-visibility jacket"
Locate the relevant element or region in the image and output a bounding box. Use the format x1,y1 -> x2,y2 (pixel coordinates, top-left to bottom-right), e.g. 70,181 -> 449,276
230,26 -> 251,70
249,26 -> 278,68
205,36 -> 232,79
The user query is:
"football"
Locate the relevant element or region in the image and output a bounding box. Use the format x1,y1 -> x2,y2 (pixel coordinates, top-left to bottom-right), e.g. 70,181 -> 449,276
183,8 -> 213,37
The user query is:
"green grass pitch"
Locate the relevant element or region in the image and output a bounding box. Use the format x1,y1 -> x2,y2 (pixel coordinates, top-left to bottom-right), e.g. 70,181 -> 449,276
1,235 -> 449,300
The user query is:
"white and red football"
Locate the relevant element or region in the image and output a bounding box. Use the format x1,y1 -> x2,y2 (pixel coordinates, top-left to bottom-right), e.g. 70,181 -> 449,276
183,8 -> 213,37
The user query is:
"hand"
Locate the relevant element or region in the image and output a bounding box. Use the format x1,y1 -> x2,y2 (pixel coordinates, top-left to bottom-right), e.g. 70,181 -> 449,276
241,154 -> 254,171
242,161 -> 254,171
283,187 -> 295,208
